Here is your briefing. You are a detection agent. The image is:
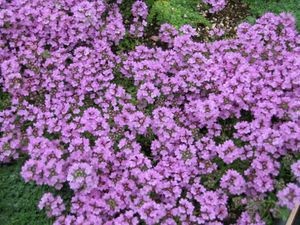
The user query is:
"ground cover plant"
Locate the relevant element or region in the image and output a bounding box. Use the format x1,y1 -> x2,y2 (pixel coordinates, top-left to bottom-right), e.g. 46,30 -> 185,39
1,0 -> 300,225
148,0 -> 210,28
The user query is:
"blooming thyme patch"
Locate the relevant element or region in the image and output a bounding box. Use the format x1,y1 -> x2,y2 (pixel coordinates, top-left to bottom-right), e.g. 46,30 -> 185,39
1,0 -> 300,225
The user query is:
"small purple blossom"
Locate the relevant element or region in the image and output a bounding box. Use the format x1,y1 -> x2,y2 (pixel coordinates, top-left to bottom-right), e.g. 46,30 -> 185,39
235,212 -> 265,225
291,160 -> 300,182
217,140 -> 243,164
129,1 -> 148,37
220,169 -> 246,195
203,0 -> 227,13
277,183 -> 300,210
38,193 -> 65,218
67,162 -> 97,193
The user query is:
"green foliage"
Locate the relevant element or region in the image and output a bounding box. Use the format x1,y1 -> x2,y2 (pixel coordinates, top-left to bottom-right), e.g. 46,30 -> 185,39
148,0 -> 211,28
277,206 -> 290,221
0,157 -> 73,225
246,192 -> 290,225
43,131 -> 61,141
0,158 -> 53,225
41,50 -> 51,59
82,131 -> 97,147
277,154 -> 295,183
243,0 -> 300,30
0,89 -> 11,111
136,130 -> 157,165
115,35 -> 143,53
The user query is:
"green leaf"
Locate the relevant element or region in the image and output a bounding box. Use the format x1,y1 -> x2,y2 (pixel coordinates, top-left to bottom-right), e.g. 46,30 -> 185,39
278,206 -> 290,221
41,50 -> 51,59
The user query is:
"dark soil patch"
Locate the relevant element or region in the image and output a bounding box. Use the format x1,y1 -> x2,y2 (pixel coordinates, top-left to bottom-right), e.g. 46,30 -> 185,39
196,0 -> 250,41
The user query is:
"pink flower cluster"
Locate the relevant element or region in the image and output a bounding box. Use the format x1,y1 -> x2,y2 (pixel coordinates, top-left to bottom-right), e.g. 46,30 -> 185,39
277,183 -> 300,210
220,169 -> 246,195
21,137 -> 66,189
291,160 -> 300,182
129,0 -> 148,38
209,27 -> 225,37
159,23 -> 179,47
38,193 -> 66,218
1,0 -> 300,224
236,212 -> 266,225
203,0 -> 227,13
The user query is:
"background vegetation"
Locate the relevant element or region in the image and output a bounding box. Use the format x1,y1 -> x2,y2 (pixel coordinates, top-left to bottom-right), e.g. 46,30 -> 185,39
243,0 -> 300,30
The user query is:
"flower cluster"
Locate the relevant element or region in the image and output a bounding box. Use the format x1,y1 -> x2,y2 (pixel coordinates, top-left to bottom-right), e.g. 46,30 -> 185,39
236,212 -> 265,225
220,169 -> 246,195
197,190 -> 228,222
137,82 -> 160,104
129,0 -> 148,37
1,0 -> 300,224
203,0 -> 227,13
38,193 -> 65,218
277,183 -> 300,210
291,160 -> 300,182
159,23 -> 179,47
21,137 -> 66,189
209,27 -> 225,37
67,162 -> 98,193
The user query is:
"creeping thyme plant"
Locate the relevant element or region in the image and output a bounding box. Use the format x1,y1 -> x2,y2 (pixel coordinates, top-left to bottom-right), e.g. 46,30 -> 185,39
1,0 -> 300,224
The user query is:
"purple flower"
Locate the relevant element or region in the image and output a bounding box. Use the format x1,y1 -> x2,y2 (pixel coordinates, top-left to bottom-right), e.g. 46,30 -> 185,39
220,169 -> 246,195
235,212 -> 265,225
38,193 -> 65,218
277,183 -> 300,210
217,140 -> 243,164
67,162 -> 97,193
292,160 -> 300,182
129,1 -> 148,37
203,0 -> 227,13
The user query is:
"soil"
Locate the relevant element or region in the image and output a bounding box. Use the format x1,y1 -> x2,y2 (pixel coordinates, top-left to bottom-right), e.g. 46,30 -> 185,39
196,0 -> 251,41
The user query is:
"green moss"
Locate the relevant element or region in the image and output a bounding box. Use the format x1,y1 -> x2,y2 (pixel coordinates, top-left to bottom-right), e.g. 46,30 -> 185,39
0,158 -> 53,225
0,157 -> 73,225
148,0 -> 211,28
0,89 -> 11,111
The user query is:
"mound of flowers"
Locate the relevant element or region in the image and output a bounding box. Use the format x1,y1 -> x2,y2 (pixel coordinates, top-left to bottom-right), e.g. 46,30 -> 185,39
1,0 -> 300,224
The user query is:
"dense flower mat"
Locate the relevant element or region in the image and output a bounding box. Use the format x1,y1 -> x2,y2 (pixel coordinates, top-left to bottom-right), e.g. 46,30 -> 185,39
1,0 -> 300,224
